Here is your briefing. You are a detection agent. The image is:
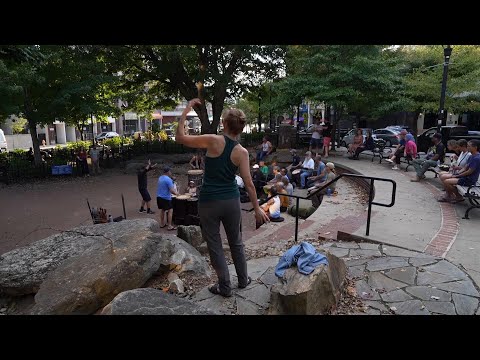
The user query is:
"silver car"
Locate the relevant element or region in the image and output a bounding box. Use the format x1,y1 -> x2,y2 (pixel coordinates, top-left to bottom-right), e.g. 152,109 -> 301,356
340,128 -> 373,148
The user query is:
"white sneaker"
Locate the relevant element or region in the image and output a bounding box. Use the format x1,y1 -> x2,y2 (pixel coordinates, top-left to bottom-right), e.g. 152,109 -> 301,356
385,158 -> 394,163
392,166 -> 399,170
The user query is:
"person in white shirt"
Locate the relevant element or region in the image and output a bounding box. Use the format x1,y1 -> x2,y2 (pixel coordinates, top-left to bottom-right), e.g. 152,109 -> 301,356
256,136 -> 272,162
261,187 -> 281,219
299,151 -> 315,189
309,118 -> 323,155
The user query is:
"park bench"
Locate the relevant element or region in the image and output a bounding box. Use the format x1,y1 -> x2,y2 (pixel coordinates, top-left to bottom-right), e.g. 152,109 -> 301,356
357,139 -> 387,164
404,152 -> 440,178
456,180 -> 480,219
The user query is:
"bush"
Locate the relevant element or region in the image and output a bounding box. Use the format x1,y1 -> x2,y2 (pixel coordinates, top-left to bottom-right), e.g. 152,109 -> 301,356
67,141 -> 91,152
103,137 -> 122,149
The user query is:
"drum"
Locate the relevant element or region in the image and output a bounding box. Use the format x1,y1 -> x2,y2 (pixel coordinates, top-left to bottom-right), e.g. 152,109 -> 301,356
172,196 -> 190,225
187,169 -> 204,188
185,197 -> 200,226
292,169 -> 302,175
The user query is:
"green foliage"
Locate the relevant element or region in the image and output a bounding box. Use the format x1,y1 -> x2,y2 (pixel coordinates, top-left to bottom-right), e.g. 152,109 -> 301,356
151,122 -> 160,133
11,117 -> 28,134
67,140 -> 91,152
103,137 -> 123,149
158,130 -> 168,142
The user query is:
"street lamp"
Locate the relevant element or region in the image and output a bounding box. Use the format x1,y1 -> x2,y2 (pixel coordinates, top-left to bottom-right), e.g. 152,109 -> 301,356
437,45 -> 453,132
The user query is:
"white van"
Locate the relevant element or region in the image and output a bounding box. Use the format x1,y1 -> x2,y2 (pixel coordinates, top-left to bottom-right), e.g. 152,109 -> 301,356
0,129 -> 7,152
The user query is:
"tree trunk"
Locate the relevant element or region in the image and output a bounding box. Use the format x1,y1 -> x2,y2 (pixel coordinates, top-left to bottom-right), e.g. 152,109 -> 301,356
27,117 -> 42,166
331,107 -> 337,151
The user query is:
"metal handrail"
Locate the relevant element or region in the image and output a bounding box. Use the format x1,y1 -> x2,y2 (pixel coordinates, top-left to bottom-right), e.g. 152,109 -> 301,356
244,173 -> 396,240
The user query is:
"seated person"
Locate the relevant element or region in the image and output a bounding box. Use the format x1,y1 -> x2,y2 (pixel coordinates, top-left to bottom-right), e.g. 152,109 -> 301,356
259,160 -> 269,179
439,138 -> 471,186
185,181 -> 197,196
286,149 -> 301,179
280,168 -> 290,181
348,129 -> 364,156
438,140 -> 480,203
275,181 -> 290,212
307,154 -> 326,188
261,187 -> 281,220
282,176 -> 294,206
252,164 -> 266,194
411,133 -> 445,182
308,162 -> 337,208
256,136 -> 273,162
264,173 -> 283,194
386,130 -> 408,165
351,130 -> 374,159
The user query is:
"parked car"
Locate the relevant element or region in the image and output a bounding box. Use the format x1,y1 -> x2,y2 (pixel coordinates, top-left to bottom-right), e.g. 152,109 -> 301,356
386,125 -> 412,133
340,128 -> 373,148
96,131 -> 120,141
373,128 -> 401,147
417,126 -> 480,153
0,129 -> 7,152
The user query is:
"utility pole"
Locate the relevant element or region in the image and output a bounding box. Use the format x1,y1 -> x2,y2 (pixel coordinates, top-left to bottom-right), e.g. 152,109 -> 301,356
437,45 -> 452,133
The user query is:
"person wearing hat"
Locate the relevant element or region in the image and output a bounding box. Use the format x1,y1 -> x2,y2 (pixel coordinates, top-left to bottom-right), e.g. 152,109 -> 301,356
308,162 -> 337,208
157,166 -> 179,230
411,133 -> 445,182
185,180 -> 198,197
385,129 -> 408,169
175,98 -> 269,298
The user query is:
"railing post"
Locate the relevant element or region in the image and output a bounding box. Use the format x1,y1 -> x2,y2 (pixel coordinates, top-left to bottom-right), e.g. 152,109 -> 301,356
295,197 -> 300,243
366,179 -> 374,236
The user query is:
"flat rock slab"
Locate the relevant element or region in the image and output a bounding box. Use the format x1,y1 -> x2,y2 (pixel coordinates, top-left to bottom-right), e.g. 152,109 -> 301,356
258,267 -> 278,287
327,248 -> 350,258
363,300 -> 390,313
236,297 -> 263,315
382,247 -> 435,259
366,257 -> 409,272
101,288 -> 217,315
417,271 -> 463,286
358,243 -> 381,250
434,281 -> 479,297
385,267 -> 416,285
333,242 -> 360,249
409,258 -> 438,267
349,249 -> 382,258
348,265 -> 366,278
405,286 -> 451,302
238,284 -> 271,309
380,289 -> 413,303
229,256 -> 279,280
356,280 -> 380,301
452,293 -> 479,315
389,300 -> 430,315
423,301 -> 456,315
368,272 -> 408,292
423,261 -> 468,281
346,258 -> 370,267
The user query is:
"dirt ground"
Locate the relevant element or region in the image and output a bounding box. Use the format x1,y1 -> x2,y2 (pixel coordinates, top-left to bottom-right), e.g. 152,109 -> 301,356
0,163 -> 260,256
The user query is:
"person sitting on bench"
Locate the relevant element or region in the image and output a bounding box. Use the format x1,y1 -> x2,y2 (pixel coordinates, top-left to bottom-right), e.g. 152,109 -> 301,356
438,140 -> 480,203
307,154 -> 327,188
411,133 -> 445,182
439,138 -> 471,184
308,162 -> 337,208
385,130 -> 408,169
350,130 -> 374,160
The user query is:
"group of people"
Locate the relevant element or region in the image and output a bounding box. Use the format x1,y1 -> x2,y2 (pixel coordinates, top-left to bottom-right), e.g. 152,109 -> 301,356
76,145 -> 101,177
385,130 -> 417,170
309,118 -> 333,158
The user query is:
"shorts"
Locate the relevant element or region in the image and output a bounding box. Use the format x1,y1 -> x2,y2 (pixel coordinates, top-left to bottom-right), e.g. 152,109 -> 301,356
310,138 -> 322,147
139,188 -> 151,202
458,177 -> 476,187
323,137 -> 331,147
157,197 -> 173,210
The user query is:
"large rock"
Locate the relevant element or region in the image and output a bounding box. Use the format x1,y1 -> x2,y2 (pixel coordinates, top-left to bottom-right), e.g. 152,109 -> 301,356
177,226 -> 204,249
160,235 -> 211,277
28,219 -> 170,314
0,218 -> 159,296
268,253 -> 346,315
101,288 -> 217,315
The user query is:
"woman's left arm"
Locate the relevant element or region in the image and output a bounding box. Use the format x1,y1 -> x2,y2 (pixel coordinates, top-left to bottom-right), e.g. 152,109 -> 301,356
176,98 -> 217,149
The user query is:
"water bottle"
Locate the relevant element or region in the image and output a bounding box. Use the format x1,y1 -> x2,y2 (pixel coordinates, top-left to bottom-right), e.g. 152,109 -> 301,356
326,188 -> 332,197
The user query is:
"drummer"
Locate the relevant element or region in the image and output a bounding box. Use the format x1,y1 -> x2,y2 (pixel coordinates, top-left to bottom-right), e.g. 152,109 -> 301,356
189,149 -> 205,170
185,180 -> 197,197
292,151 -> 315,189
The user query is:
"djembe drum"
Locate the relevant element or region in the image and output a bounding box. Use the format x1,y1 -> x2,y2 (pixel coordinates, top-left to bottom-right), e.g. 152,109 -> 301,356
172,194 -> 191,225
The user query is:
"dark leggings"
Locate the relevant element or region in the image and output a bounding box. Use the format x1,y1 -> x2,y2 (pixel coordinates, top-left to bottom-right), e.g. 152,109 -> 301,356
198,197 -> 247,294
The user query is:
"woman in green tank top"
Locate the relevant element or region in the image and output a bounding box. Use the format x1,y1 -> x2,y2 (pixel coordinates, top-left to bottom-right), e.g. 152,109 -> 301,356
176,98 -> 269,297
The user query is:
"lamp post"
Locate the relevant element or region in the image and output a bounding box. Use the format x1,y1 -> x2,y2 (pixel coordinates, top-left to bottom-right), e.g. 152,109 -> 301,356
437,45 -> 453,132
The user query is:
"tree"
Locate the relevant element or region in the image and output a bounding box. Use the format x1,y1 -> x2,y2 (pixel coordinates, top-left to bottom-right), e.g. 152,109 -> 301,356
95,45 -> 286,134
11,117 -> 28,134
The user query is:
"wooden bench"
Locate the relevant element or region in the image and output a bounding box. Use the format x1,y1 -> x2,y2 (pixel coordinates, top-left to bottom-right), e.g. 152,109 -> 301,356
456,181 -> 480,219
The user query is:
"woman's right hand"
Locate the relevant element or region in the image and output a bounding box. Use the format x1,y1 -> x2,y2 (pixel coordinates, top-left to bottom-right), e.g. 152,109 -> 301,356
188,98 -> 202,108
255,207 -> 270,225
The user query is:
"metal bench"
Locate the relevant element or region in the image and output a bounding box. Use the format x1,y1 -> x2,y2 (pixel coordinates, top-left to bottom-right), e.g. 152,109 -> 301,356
404,153 -> 439,178
357,139 -> 386,164
456,181 -> 480,219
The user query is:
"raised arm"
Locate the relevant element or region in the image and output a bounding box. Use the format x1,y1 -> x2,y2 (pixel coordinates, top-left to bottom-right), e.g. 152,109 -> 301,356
176,98 -> 218,149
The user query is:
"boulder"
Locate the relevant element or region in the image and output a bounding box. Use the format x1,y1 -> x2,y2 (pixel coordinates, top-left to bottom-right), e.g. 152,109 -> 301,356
160,235 -> 211,277
101,288 -> 217,315
169,279 -> 185,294
177,225 -> 204,249
268,252 -> 346,315
0,218 -> 160,297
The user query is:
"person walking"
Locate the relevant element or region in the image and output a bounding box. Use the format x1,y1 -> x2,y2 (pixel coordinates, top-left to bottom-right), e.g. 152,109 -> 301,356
176,98 -> 269,298
157,167 -> 179,230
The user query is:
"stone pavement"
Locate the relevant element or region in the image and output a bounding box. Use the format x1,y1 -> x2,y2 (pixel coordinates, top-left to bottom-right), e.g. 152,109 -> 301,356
190,241 -> 480,315
328,150 -> 480,289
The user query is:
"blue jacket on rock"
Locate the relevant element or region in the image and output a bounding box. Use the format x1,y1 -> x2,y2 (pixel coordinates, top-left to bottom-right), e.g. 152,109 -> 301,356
275,242 -> 328,278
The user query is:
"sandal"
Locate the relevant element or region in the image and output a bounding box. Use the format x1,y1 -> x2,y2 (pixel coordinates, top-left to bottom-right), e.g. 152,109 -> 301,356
238,276 -> 252,289
167,226 -> 177,231
208,283 -> 232,297
160,224 -> 167,228
437,197 -> 451,203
